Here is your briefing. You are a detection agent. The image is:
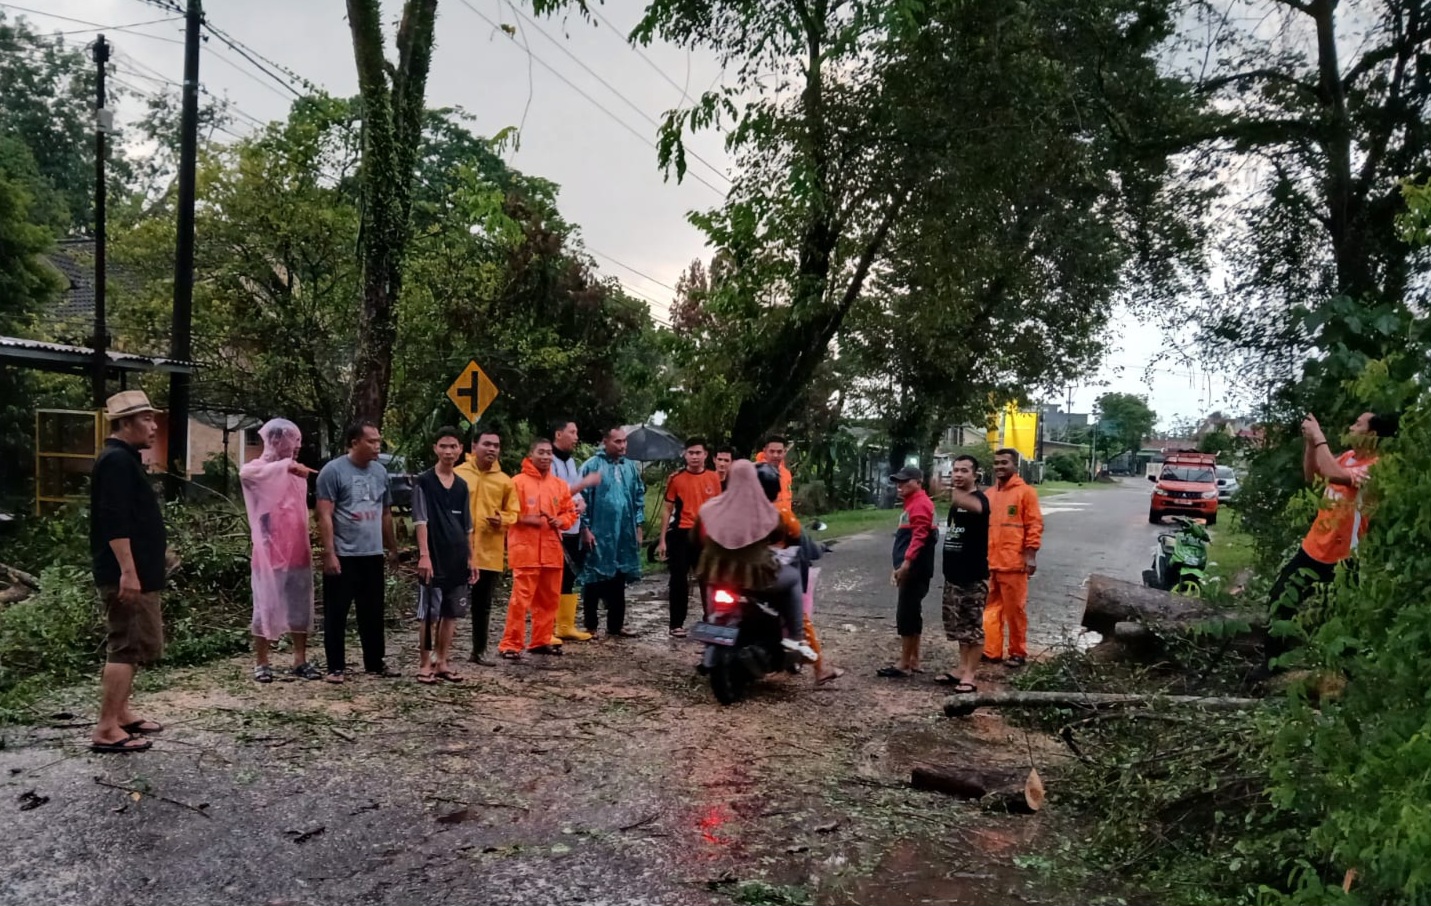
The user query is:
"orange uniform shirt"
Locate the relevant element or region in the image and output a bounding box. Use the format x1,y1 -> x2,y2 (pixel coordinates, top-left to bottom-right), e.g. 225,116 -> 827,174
665,468 -> 722,530
986,474 -> 1043,572
1302,450 -> 1377,565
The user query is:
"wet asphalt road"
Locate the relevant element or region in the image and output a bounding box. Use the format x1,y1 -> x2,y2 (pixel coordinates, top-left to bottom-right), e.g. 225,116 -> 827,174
813,478 -> 1160,654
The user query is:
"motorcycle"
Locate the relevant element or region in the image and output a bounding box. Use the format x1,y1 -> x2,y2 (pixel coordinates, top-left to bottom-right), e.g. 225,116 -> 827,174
1142,515 -> 1210,597
689,521 -> 828,705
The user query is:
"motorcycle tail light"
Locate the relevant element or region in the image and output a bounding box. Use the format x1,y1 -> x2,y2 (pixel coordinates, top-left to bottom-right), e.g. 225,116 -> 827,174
711,588 -> 738,613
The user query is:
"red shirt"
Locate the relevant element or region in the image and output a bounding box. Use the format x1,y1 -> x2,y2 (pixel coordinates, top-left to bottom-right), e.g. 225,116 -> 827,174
899,488 -> 935,566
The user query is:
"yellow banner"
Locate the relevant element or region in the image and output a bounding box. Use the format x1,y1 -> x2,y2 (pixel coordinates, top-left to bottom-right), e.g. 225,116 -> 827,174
985,404 -> 1038,460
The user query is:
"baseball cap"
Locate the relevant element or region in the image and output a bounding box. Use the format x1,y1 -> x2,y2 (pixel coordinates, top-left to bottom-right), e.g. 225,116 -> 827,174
889,466 -> 923,483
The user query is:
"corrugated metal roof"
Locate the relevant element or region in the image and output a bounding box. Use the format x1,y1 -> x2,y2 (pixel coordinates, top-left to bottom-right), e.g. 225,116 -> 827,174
0,336 -> 200,374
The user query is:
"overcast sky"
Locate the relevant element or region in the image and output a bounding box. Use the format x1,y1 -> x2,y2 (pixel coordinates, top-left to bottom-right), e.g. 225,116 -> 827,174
33,0 -> 1231,429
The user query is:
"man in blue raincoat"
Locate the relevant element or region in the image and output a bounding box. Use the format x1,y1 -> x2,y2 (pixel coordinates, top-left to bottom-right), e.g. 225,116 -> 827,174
579,426 -> 646,637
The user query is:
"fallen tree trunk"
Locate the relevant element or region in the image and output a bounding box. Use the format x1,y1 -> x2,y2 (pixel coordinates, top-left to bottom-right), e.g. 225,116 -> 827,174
0,562 -> 40,590
1082,574 -> 1226,635
911,764 -> 1044,813
944,690 -> 1262,718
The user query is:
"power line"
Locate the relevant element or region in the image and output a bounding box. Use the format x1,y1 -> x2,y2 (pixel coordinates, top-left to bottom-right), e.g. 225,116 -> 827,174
496,0 -> 729,187
454,0 -> 726,198
587,6 -> 691,105
587,248 -> 678,293
0,2 -> 185,44
200,22 -> 304,99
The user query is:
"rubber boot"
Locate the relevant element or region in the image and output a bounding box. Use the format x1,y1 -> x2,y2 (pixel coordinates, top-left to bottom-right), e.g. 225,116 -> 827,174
555,593 -> 592,641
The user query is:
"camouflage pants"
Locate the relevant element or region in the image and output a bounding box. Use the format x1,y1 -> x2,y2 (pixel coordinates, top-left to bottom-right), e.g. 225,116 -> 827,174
941,579 -> 988,644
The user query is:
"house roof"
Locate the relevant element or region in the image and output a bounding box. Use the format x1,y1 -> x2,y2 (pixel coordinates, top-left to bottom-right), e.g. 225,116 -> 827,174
45,239 -> 101,324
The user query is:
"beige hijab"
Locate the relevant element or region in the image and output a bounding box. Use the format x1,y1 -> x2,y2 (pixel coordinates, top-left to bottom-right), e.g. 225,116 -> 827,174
699,459 -> 780,549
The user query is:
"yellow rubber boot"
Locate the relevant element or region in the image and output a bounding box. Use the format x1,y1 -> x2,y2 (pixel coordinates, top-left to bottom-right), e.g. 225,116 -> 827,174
555,593 -> 592,641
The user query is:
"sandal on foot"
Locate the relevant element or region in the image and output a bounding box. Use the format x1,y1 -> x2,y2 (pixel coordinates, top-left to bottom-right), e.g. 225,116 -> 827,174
876,665 -> 913,678
499,650 -> 524,660
121,719 -> 164,734
291,662 -> 323,681
610,628 -> 640,638
669,627 -> 687,638
253,665 -> 274,684
416,671 -> 437,685
324,670 -> 346,684
952,682 -> 978,694
933,673 -> 961,685
436,670 -> 465,682
528,645 -> 563,656
90,733 -> 152,754
816,667 -> 845,686
1005,655 -> 1027,668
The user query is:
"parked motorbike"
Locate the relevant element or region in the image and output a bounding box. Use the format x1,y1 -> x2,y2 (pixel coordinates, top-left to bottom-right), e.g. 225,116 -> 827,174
1142,515 -> 1210,597
689,521 -> 828,705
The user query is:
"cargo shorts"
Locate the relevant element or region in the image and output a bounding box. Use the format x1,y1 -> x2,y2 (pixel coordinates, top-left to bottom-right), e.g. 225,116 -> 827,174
941,579 -> 988,644
98,585 -> 165,665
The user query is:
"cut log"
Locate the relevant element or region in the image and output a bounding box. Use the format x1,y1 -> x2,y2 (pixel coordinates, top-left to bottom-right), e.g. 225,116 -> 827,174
944,690 -> 1262,718
1082,573 -> 1265,653
911,764 -> 1043,813
0,584 -> 32,604
0,562 -> 40,590
1082,574 -> 1224,635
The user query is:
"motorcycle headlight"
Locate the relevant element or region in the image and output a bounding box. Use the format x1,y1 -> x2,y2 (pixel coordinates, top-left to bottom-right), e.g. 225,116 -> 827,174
1201,491 -> 1218,499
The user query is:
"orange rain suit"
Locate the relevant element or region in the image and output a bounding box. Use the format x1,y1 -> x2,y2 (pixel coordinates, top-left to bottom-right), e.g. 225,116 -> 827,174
498,458 -> 577,653
983,473 -> 1043,660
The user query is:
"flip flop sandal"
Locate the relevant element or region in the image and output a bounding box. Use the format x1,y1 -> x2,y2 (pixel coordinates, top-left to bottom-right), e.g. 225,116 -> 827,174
416,672 -> 438,685
253,665 -> 274,684
324,671 -> 346,684
90,734 -> 152,754
876,665 -> 913,678
436,670 -> 465,683
499,651 -> 524,660
933,673 -> 961,685
529,645 -> 563,656
121,719 -> 164,734
952,682 -> 978,694
669,628 -> 688,638
611,629 -> 640,638
816,667 -> 846,686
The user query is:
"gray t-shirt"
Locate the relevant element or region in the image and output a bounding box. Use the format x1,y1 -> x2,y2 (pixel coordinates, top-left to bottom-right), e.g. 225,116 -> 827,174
316,455 -> 391,557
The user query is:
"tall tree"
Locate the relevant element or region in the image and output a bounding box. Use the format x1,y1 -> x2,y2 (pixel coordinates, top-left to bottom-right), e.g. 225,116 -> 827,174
1096,392 -> 1157,459
345,0 -> 439,426
536,0 -> 1197,451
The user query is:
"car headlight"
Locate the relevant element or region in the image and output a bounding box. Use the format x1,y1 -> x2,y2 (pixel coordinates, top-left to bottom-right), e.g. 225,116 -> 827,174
1153,488 -> 1168,496
1201,491 -> 1218,499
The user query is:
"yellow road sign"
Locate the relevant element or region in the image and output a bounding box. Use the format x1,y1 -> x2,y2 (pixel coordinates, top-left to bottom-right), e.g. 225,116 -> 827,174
446,360 -> 499,423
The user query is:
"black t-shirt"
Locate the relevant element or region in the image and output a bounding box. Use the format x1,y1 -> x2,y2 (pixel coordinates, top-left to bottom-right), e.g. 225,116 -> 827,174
413,469 -> 471,588
942,490 -> 990,583
90,438 -> 168,591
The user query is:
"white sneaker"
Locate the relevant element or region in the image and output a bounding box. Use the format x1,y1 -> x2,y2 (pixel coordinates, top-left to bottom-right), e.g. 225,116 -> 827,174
781,638 -> 818,661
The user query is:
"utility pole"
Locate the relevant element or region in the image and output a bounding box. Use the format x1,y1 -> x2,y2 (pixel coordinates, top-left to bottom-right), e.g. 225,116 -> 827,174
91,35 -> 111,409
166,0 -> 201,499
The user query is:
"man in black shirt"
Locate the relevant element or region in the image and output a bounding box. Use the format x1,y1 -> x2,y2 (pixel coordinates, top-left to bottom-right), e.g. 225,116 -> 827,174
89,391 -> 168,753
413,427 -> 475,684
937,454 -> 990,692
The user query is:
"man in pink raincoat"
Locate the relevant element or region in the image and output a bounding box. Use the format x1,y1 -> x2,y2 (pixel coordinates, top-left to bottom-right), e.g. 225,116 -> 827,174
240,419 -> 321,683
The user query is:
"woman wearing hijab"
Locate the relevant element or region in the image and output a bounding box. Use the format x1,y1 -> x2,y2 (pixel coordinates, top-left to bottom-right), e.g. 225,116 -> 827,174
240,419 -> 321,682
692,460 -> 816,661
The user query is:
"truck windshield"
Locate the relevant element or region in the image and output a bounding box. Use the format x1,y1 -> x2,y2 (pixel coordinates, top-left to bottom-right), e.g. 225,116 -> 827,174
1161,467 -> 1215,483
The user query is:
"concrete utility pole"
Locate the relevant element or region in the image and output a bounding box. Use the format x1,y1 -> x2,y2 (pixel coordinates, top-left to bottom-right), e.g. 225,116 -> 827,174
91,35 -> 111,408
166,0 -> 201,498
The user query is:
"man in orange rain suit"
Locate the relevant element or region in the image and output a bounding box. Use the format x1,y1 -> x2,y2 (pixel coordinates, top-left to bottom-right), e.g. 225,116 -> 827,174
757,436 -> 842,684
983,447 -> 1043,669
498,438 -> 577,659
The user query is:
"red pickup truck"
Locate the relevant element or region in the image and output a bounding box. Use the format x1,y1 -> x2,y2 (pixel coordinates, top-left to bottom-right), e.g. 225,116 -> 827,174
1148,452 -> 1220,525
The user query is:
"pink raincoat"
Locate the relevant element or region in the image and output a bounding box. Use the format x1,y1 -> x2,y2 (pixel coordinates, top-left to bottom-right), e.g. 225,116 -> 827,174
240,419 -> 314,639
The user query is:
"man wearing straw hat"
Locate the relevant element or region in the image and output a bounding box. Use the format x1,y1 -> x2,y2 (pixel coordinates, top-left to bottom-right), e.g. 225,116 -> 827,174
89,391 -> 167,753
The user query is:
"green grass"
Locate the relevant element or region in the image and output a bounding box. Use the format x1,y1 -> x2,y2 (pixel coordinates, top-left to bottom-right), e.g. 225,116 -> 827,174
811,507 -> 895,539
1206,508 -> 1254,581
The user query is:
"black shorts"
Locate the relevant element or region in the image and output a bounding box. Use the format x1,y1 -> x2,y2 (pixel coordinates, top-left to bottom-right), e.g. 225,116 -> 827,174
896,574 -> 932,637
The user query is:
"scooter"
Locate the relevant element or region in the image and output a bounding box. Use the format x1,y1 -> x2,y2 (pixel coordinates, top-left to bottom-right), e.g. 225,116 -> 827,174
1142,515 -> 1210,597
689,522 -> 828,705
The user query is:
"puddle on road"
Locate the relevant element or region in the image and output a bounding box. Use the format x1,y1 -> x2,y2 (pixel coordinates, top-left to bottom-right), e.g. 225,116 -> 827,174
828,831 -> 1047,906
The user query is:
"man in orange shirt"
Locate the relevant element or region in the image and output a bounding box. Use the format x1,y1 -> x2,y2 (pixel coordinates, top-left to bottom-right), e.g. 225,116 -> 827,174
755,435 -> 794,513
983,448 -> 1043,668
1268,410 -> 1398,631
497,439 -> 577,658
657,437 -> 721,636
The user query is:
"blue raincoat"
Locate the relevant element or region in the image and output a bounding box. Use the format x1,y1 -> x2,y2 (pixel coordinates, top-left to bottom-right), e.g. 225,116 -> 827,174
578,451 -> 645,584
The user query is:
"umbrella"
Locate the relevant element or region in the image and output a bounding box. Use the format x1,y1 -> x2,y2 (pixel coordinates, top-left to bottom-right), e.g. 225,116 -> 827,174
623,424 -> 686,462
